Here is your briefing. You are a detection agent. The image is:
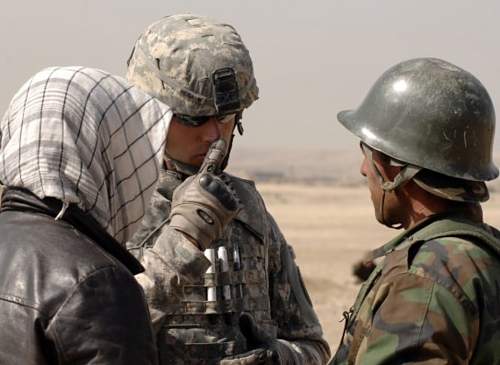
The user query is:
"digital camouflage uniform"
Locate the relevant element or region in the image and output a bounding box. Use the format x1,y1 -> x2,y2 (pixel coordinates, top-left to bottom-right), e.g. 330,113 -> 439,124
126,14 -> 330,364
128,169 -> 330,364
332,214 -> 500,365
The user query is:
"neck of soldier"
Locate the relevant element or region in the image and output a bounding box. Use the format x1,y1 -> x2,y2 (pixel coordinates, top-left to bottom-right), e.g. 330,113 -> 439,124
164,155 -> 200,180
397,183 -> 483,229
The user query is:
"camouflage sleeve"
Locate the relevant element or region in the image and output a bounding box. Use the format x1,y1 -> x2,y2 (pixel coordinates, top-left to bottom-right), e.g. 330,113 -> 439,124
353,272 -> 477,365
267,213 -> 331,365
127,189 -> 172,249
351,238 -> 483,365
134,226 -> 211,334
142,226 -> 211,284
128,188 -> 211,291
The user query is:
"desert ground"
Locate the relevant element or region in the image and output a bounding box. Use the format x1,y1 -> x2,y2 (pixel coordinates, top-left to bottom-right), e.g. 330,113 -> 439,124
255,182 -> 500,353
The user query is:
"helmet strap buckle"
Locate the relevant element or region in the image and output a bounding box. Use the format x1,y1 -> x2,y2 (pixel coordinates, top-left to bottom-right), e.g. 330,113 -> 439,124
381,165 -> 421,192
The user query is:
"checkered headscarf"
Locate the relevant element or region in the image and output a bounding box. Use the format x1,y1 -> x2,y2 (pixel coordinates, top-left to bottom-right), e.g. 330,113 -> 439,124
0,66 -> 172,244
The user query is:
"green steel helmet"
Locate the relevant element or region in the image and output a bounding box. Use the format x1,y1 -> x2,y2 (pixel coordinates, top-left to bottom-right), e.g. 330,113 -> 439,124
338,57 -> 498,182
127,14 -> 259,117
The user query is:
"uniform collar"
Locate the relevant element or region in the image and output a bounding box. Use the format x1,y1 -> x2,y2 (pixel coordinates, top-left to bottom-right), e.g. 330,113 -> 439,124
368,215 -> 440,260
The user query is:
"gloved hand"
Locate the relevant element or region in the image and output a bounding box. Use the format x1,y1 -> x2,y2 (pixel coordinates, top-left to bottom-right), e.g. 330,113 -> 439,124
220,313 -> 280,365
168,139 -> 241,250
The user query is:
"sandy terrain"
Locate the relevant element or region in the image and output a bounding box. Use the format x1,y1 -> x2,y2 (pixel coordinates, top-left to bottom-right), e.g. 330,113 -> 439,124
256,182 -> 500,352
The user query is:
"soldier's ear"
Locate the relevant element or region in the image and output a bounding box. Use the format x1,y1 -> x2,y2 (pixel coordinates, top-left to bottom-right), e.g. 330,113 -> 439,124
374,151 -> 403,178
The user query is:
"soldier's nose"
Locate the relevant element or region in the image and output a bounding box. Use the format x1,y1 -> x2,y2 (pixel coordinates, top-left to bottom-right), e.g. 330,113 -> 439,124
201,118 -> 221,143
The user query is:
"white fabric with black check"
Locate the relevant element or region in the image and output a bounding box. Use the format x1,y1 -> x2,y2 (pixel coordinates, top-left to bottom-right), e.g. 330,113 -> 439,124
0,66 -> 172,244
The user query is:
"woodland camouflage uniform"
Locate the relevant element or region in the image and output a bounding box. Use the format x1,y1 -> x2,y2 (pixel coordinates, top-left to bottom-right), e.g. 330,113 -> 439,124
331,58 -> 500,365
333,213 -> 500,364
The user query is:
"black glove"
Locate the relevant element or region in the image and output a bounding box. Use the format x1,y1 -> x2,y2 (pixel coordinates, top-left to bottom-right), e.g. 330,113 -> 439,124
219,314 -> 280,365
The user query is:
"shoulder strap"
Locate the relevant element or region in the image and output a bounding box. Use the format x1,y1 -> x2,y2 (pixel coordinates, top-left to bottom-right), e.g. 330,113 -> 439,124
411,218 -> 500,259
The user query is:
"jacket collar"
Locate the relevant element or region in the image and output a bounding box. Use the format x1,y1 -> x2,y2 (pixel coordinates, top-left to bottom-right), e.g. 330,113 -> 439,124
1,187 -> 144,275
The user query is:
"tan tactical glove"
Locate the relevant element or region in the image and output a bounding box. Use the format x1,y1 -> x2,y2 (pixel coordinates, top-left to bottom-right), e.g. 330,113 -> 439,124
168,139 -> 241,250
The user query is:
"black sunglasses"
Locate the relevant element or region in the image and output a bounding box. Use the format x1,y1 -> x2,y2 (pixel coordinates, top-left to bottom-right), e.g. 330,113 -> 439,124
175,113 -> 236,127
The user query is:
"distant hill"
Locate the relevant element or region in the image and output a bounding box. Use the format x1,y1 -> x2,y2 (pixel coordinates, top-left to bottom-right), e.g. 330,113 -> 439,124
227,146 -> 365,185
227,146 -> 500,191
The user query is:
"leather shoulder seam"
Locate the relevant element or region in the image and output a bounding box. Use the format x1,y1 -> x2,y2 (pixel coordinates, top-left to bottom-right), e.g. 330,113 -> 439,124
0,294 -> 43,313
48,265 -> 120,320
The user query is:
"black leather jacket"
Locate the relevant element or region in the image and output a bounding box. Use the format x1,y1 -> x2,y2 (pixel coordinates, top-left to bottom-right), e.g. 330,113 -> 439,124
0,188 -> 158,364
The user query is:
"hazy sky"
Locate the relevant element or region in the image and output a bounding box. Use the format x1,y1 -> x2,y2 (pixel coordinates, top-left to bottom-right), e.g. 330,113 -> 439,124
2,1 -> 499,150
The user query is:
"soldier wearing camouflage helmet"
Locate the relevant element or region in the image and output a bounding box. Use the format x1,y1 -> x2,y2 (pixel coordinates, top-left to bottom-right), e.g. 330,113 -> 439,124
331,57 -> 500,364
126,14 -> 330,365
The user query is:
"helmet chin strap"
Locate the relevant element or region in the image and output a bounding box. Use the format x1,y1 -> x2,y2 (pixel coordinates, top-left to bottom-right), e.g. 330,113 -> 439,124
220,112 -> 243,171
364,145 -> 421,229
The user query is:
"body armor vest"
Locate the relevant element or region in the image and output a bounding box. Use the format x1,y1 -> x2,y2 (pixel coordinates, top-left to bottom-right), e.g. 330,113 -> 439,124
129,170 -> 276,364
